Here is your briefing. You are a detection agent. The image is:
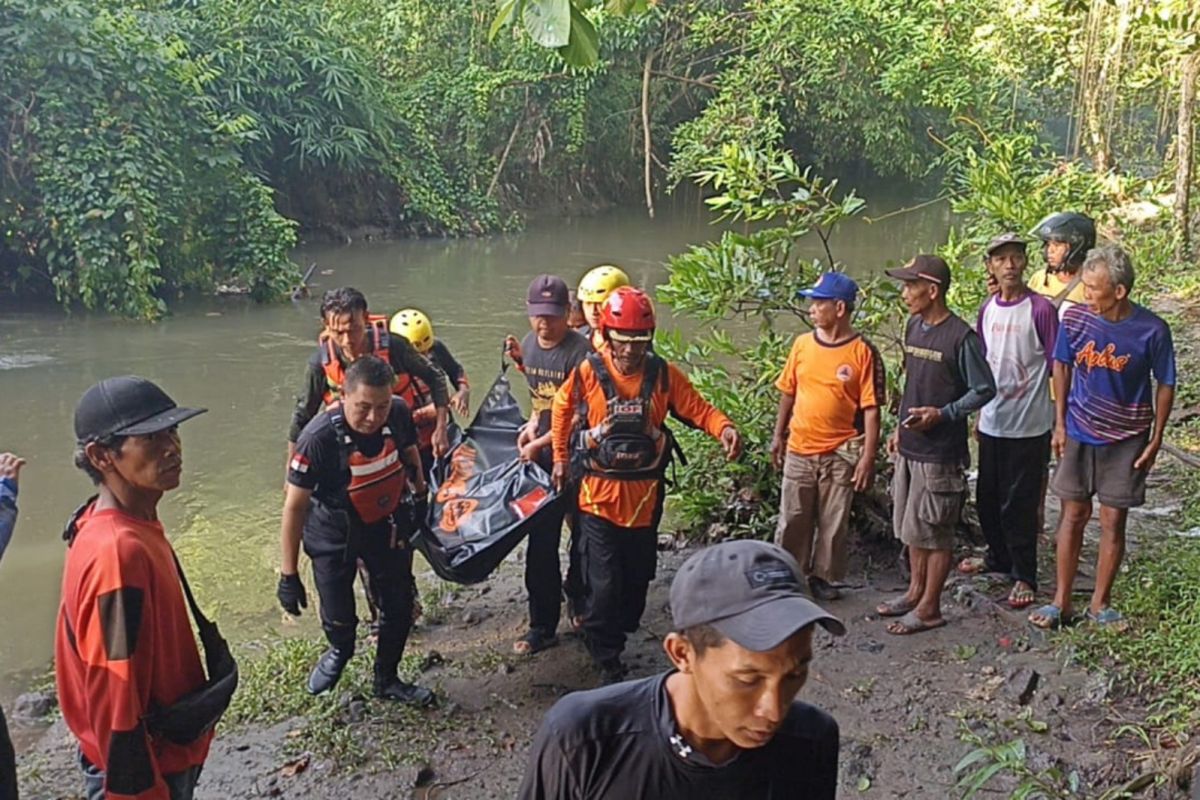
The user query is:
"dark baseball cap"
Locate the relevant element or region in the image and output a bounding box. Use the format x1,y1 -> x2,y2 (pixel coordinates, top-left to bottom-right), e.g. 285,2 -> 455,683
670,541 -> 845,651
797,272 -> 859,303
985,232 -> 1028,257
74,376 -> 206,443
526,274 -> 570,317
885,254 -> 952,289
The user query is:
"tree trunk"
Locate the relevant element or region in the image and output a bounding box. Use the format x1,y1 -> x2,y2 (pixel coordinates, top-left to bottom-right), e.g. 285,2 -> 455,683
642,51 -> 656,220
1080,0 -> 1132,173
1175,52 -> 1199,261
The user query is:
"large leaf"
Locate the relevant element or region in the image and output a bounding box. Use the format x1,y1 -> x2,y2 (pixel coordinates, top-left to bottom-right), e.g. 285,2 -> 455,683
522,0 -> 571,48
488,0 -> 521,42
557,4 -> 599,68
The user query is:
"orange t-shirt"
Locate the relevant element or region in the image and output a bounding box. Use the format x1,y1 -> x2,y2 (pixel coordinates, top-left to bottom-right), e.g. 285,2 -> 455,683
775,332 -> 883,455
56,504 -> 212,799
552,351 -> 732,529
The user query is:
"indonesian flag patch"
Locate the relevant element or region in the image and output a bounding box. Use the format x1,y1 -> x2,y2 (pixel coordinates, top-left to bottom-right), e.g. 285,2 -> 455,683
289,454 -> 310,474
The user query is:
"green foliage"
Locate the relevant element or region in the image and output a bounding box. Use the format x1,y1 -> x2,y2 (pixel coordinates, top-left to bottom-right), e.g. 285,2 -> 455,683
670,0 -> 1073,184
1061,534 -> 1200,735
953,733 -> 1084,800
657,139 -> 898,532
0,0 -> 297,317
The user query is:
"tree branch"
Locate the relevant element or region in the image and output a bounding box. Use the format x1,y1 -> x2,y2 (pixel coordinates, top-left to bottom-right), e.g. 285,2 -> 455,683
642,50 -> 656,219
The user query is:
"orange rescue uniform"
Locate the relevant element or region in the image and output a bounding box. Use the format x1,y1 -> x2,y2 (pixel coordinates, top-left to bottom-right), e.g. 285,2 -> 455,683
56,504 -> 211,800
552,349 -> 732,529
776,332 -> 881,455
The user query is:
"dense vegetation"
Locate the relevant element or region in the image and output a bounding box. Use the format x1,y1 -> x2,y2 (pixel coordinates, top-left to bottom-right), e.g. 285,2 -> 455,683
1,0 -> 1194,317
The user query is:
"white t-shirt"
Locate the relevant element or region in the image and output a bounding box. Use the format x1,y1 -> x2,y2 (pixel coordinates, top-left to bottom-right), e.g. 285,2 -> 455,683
976,291 -> 1059,438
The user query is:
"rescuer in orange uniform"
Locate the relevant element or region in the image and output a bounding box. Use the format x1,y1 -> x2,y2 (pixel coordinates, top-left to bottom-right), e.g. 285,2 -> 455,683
550,287 -> 742,682
288,287 -> 451,464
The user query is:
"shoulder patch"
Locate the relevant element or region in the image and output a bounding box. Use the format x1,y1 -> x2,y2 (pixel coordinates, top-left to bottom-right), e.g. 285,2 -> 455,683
98,586 -> 145,661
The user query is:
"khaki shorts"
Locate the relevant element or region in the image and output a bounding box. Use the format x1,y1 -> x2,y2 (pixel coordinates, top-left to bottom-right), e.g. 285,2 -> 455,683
892,456 -> 965,551
1051,432 -> 1149,509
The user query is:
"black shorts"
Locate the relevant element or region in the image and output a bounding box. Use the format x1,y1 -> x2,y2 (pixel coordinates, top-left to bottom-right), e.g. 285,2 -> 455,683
1051,432 -> 1149,509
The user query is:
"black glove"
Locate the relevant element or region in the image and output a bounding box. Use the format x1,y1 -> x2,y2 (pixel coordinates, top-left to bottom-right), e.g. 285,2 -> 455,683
277,573 -> 307,616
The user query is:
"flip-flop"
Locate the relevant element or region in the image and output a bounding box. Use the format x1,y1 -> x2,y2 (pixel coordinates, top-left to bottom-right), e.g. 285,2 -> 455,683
513,629 -> 559,655
885,611 -> 947,636
1007,583 -> 1036,609
1085,607 -> 1126,628
1028,603 -> 1064,630
876,596 -> 918,617
957,556 -> 988,575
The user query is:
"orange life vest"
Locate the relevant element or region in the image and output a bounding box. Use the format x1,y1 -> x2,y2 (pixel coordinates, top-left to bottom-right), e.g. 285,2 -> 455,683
330,410 -> 409,525
406,376 -> 435,451
319,314 -> 419,408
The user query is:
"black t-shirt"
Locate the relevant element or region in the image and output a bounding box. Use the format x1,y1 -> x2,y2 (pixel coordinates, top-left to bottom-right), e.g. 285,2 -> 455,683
518,672 -> 840,800
288,398 -> 417,510
521,330 -> 591,437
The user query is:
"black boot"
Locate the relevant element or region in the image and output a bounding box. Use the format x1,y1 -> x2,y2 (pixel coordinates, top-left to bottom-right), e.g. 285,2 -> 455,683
373,676 -> 436,707
307,647 -> 351,695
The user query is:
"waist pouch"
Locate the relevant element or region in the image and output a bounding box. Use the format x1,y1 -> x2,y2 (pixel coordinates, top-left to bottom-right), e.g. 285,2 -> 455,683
144,554 -> 238,745
594,433 -> 661,472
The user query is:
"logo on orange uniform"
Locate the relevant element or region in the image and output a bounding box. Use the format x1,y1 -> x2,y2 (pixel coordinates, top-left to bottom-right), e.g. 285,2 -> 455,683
835,364 -> 854,382
1075,341 -> 1131,372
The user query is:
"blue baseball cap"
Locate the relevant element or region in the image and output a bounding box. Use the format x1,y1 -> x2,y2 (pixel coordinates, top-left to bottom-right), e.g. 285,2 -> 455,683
797,272 -> 858,303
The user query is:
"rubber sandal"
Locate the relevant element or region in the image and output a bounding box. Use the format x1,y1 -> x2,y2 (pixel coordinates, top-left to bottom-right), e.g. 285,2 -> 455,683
1086,607 -> 1126,628
1007,583 -> 1036,610
885,611 -> 947,636
957,557 -> 988,575
1028,604 -> 1063,630
513,629 -> 559,655
876,596 -> 917,617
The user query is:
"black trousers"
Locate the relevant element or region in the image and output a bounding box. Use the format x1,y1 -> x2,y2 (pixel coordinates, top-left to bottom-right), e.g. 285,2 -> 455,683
976,431 -> 1050,589
562,504 -> 585,610
579,512 -> 658,664
1,704 -> 16,800
303,506 -> 414,681
525,497 -> 567,635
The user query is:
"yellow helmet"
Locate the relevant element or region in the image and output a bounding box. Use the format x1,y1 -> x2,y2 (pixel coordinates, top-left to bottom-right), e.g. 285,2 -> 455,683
577,264 -> 631,304
389,308 -> 434,353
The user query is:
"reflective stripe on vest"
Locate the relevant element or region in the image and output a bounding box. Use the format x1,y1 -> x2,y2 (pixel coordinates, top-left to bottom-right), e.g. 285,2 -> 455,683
331,413 -> 408,525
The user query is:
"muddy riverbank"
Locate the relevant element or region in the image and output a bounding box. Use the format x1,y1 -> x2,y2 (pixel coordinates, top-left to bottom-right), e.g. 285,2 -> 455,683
13,471 -> 1195,799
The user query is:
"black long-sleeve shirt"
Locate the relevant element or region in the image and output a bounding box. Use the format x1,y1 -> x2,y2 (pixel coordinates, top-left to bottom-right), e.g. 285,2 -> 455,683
518,672 -> 839,800
288,335 -> 449,443
428,339 -> 468,389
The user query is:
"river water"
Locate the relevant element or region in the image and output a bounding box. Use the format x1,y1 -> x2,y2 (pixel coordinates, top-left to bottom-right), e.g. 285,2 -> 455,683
0,194 -> 949,696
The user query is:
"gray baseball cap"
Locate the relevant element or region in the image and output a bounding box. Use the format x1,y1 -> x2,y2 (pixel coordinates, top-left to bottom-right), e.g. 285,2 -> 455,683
985,232 -> 1028,256
670,541 -> 846,651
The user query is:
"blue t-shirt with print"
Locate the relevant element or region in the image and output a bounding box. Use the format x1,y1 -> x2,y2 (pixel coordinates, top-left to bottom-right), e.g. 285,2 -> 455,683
1054,303 -> 1175,446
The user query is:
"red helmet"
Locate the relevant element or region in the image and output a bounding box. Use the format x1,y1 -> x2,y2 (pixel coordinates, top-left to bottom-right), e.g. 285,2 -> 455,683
600,286 -> 655,341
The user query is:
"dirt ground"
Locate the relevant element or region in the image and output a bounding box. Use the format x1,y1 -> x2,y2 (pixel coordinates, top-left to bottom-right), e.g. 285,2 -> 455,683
13,475 -> 1196,800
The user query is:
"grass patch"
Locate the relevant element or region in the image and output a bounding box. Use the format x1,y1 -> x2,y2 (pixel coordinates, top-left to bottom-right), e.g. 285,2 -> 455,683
224,632 -> 460,771
1061,529 -> 1200,734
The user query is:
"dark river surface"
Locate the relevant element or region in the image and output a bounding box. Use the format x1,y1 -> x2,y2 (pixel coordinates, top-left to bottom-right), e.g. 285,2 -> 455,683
0,193 -> 949,697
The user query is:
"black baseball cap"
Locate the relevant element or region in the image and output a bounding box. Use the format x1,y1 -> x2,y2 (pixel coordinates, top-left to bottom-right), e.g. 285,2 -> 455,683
526,274 -> 570,317
985,232 -> 1028,257
885,254 -> 952,289
670,541 -> 845,651
74,376 -> 207,443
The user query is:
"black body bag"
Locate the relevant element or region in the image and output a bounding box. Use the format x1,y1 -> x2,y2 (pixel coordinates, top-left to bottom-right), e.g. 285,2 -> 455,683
412,363 -> 559,584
